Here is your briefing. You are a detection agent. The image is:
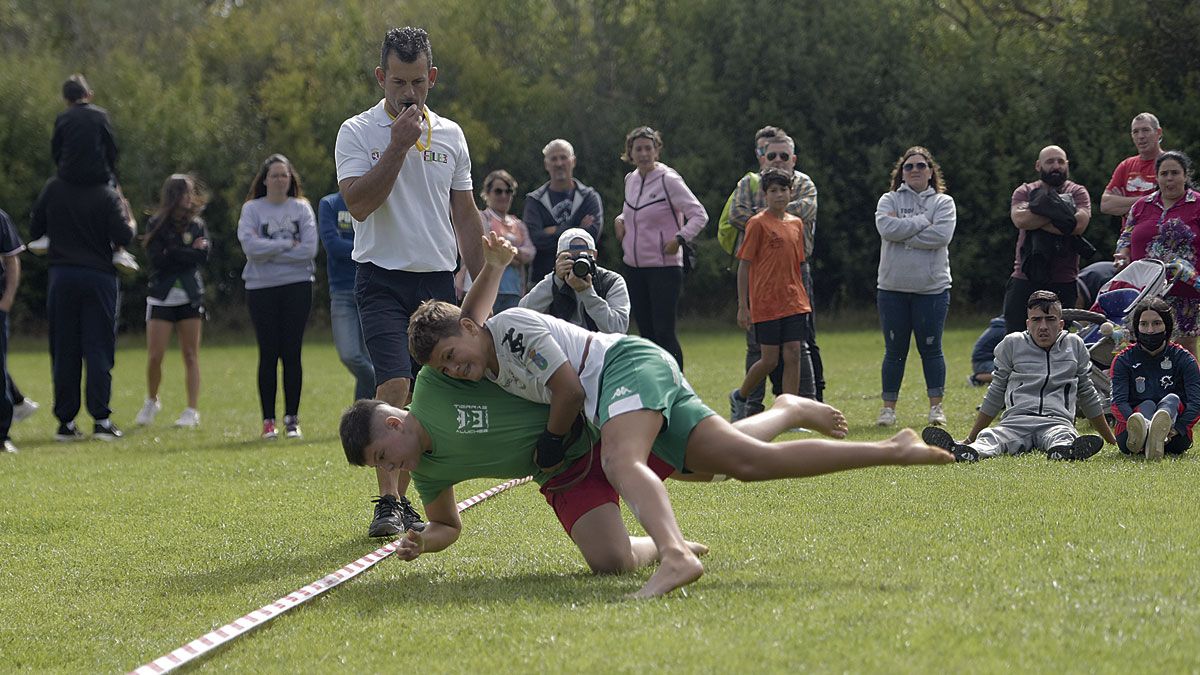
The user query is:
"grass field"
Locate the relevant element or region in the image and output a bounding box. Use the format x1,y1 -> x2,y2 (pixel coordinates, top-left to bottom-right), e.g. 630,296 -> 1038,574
2,324 -> 1199,673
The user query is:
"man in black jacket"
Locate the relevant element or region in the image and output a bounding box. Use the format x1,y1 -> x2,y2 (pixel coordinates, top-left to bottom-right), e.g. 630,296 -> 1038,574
519,228 -> 629,333
30,174 -> 134,441
522,139 -> 604,281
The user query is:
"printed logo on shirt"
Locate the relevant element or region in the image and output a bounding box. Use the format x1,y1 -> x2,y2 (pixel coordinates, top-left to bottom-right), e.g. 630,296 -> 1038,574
1161,375 -> 1175,390
1161,357 -> 1172,370
423,150 -> 449,164
337,210 -> 354,232
527,347 -> 548,371
502,328 -> 526,357
259,219 -> 301,242
610,386 -> 633,398
1135,376 -> 1146,394
370,148 -> 381,162
454,405 -> 489,434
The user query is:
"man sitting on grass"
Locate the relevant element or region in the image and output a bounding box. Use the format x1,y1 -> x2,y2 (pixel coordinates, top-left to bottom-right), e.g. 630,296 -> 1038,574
341,234 -> 950,599
923,290 -> 1116,461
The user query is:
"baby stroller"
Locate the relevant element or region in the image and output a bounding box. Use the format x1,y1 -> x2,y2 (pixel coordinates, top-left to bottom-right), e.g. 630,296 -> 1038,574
1062,258 -> 1174,404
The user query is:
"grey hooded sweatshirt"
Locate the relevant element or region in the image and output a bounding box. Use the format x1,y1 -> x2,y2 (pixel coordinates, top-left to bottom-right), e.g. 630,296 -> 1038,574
875,184 -> 956,294
980,330 -> 1105,422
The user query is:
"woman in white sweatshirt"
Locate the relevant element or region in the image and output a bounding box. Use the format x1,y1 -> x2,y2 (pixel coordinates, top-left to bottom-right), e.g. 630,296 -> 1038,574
874,146 -> 956,428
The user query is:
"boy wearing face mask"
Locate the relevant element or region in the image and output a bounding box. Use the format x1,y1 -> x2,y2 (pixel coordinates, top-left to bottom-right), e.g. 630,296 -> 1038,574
1110,298 -> 1200,459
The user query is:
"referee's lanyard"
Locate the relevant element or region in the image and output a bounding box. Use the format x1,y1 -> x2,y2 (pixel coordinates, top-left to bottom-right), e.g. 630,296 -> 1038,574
386,105 -> 432,152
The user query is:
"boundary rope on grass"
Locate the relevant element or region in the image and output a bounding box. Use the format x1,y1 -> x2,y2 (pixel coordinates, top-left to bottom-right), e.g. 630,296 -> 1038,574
129,476 -> 533,675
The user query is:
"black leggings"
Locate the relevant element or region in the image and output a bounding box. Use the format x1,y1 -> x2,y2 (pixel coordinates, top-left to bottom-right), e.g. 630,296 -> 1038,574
246,281 -> 312,420
624,265 -> 684,370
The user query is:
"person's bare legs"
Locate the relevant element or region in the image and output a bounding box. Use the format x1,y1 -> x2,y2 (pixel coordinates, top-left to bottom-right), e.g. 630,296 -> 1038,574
683,416 -> 951,480
376,376 -> 412,498
781,341 -> 801,395
739,344 -> 780,399
177,318 -> 202,409
600,410 -> 703,599
145,319 -> 172,400
735,393 -> 848,439
570,503 -> 709,574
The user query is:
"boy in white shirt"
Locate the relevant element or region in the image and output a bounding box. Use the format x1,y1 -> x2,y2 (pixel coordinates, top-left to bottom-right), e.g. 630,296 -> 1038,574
408,234 -> 948,598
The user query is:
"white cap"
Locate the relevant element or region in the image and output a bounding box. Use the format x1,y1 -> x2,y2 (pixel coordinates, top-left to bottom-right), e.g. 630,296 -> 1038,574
557,228 -> 595,252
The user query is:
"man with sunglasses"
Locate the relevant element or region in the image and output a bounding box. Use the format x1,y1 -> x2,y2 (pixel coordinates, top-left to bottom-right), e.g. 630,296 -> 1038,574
335,26 -> 485,538
725,131 -> 823,410
523,139 -> 604,282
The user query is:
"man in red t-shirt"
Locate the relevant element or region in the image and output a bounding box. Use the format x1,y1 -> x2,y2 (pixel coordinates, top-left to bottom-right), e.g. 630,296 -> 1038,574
1102,112 -> 1164,220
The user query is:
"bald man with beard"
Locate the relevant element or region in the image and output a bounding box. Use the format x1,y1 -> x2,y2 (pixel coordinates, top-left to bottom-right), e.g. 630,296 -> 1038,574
1001,145 -> 1093,334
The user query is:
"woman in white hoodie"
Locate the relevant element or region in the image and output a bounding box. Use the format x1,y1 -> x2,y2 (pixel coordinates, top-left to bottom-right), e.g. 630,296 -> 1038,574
874,146 -> 956,428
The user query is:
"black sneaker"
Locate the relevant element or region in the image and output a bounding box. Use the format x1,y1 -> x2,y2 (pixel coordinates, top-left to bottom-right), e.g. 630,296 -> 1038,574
93,419 -> 124,441
921,426 -> 978,463
368,495 -> 427,537
1048,435 -> 1104,461
55,421 -> 85,442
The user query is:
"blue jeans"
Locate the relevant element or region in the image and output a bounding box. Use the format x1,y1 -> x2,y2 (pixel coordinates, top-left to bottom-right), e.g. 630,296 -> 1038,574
330,289 -> 376,401
877,289 -> 949,401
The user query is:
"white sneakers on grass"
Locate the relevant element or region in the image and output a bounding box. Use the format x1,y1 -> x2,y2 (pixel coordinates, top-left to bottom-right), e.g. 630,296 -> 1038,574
135,398 -> 161,426
12,398 -> 39,423
175,408 -> 200,428
877,404 -> 946,427
136,398 -> 200,428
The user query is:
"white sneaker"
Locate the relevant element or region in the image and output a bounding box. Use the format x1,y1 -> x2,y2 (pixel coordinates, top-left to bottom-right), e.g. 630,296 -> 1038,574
175,408 -> 200,428
928,403 -> 947,426
135,398 -> 161,426
12,399 -> 39,424
112,249 -> 140,275
2,439 -> 16,453
27,235 -> 49,255
1146,409 -> 1171,461
876,407 -> 897,427
1125,412 -> 1147,454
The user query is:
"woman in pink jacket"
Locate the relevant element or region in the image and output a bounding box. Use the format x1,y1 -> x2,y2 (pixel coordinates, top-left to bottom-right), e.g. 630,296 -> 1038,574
613,127 -> 708,369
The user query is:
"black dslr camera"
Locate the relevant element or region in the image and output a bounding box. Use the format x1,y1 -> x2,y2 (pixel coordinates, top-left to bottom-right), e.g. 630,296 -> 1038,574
570,252 -> 596,279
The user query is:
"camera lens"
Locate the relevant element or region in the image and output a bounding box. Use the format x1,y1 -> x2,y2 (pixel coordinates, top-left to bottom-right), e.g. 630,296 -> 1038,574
572,258 -> 591,278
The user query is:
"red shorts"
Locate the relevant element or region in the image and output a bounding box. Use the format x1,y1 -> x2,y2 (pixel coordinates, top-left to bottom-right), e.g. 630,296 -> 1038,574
539,441 -> 675,534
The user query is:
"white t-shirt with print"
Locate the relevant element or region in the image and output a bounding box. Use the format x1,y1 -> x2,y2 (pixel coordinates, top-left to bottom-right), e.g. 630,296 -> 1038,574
335,100 -> 472,272
484,308 -> 622,422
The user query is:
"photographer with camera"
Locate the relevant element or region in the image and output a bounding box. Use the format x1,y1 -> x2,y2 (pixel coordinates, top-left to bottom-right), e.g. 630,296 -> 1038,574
519,228 -> 629,333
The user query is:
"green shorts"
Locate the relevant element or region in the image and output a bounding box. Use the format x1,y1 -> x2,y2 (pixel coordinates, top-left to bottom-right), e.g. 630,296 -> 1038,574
596,336 -> 716,472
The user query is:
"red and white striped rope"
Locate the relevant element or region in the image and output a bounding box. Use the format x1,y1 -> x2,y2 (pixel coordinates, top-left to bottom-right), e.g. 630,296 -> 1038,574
129,476 -> 532,675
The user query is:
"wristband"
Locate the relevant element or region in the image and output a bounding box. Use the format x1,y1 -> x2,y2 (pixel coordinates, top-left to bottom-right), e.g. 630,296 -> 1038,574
535,429 -> 566,470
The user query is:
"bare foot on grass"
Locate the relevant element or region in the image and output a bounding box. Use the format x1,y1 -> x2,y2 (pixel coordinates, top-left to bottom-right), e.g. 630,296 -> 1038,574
891,427 -> 954,464
686,540 -> 709,557
775,394 -> 849,439
631,550 -> 704,599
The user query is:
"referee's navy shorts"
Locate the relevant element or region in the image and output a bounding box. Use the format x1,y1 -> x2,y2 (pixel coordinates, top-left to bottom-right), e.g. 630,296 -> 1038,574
354,262 -> 455,385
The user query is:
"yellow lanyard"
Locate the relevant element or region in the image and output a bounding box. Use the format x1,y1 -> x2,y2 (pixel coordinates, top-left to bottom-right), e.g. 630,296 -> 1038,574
387,105 -> 432,152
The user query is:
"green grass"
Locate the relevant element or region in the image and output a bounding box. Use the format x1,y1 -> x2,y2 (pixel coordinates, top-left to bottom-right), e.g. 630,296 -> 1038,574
3,325 -> 1199,672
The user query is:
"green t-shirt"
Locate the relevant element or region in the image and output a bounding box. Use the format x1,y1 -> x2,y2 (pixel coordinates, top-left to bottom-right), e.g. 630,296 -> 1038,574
408,369 -> 599,505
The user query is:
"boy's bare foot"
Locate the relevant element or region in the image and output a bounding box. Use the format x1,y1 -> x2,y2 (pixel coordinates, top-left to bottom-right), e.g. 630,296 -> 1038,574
774,394 -> 849,438
890,428 -> 954,464
632,550 -> 704,599
686,540 -> 709,557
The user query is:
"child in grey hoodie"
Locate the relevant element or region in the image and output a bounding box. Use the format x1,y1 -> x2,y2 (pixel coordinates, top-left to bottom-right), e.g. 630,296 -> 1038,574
923,290 -> 1116,461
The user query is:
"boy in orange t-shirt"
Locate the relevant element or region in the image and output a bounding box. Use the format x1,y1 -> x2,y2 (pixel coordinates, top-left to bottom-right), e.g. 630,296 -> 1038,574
731,168 -> 811,421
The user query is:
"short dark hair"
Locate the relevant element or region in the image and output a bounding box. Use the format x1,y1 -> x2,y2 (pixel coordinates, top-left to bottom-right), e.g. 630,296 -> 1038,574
408,300 -> 464,365
340,399 -> 385,466
1026,290 -> 1062,315
760,167 -> 794,192
62,74 -> 90,102
1131,297 -> 1174,341
381,26 -> 433,70
1157,149 -> 1195,189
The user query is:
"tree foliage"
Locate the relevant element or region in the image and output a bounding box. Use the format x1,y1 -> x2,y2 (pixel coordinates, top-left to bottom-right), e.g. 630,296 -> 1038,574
0,0 -> 1194,330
